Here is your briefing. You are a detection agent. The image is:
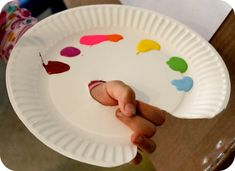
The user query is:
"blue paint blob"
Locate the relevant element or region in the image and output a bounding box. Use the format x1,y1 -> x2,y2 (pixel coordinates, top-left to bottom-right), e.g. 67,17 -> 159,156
171,76 -> 193,92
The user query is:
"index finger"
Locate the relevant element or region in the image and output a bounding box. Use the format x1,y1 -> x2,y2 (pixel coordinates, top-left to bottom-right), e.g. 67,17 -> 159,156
136,100 -> 166,126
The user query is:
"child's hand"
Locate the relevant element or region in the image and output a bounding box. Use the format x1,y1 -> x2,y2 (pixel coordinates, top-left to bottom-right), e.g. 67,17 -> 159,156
89,80 -> 166,164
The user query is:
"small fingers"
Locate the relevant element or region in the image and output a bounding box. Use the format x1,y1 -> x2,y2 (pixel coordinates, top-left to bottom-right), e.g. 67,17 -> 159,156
131,133 -> 156,153
106,80 -> 136,116
130,152 -> 143,165
137,100 -> 166,126
89,80 -> 118,106
89,80 -> 136,116
116,110 -> 156,138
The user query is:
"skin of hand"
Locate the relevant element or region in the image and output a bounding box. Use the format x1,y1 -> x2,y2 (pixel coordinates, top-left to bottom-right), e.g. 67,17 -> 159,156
89,80 -> 166,164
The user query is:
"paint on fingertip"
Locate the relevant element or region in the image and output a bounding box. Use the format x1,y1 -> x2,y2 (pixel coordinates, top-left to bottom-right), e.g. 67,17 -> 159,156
88,80 -> 106,91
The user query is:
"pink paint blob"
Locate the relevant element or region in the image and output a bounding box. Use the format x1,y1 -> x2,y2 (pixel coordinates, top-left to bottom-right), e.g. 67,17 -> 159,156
80,34 -> 123,46
60,46 -> 81,57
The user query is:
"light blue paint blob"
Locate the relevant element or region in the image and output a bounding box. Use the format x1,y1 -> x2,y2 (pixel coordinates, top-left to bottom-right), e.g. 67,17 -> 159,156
171,76 -> 193,92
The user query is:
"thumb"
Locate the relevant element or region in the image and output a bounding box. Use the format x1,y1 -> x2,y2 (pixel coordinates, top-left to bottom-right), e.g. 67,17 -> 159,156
89,80 -> 136,116
106,80 -> 136,116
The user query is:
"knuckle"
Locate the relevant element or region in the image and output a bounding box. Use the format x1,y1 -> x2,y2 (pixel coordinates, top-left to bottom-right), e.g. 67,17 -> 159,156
112,80 -> 125,85
135,118 -> 156,138
139,137 -> 156,154
152,110 -> 166,126
122,86 -> 135,98
147,126 -> 157,137
160,110 -> 166,123
148,142 -> 156,153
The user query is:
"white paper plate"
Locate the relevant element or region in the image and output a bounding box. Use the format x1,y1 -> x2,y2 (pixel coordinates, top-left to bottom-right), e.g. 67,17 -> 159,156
6,5 -> 230,167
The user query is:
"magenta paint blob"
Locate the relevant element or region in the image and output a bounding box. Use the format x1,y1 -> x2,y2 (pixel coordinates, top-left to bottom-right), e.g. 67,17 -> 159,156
60,46 -> 81,57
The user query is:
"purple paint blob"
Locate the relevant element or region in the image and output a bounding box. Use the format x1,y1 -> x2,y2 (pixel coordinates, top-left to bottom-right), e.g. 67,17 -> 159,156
60,46 -> 81,57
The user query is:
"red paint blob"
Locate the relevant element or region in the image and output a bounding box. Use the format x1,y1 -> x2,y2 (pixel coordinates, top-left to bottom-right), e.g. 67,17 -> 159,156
39,53 -> 70,75
43,61 -> 70,75
60,46 -> 81,57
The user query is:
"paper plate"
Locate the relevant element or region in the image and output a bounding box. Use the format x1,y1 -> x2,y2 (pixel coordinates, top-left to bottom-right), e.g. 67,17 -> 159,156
6,5 -> 230,167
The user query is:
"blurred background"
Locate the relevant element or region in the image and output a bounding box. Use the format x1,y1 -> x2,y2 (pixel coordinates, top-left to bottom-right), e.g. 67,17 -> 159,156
19,0 -> 67,19
18,0 -> 121,20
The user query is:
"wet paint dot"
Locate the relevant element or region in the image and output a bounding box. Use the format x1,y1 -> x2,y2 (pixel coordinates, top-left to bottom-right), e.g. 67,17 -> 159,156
166,56 -> 188,73
171,76 -> 193,92
60,47 -> 81,57
136,39 -> 161,54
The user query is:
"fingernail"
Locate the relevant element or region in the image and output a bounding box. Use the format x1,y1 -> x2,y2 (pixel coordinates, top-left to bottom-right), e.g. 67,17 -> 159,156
124,103 -> 136,116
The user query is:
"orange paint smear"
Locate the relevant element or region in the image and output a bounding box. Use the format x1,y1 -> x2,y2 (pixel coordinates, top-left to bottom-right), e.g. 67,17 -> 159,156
107,34 -> 123,42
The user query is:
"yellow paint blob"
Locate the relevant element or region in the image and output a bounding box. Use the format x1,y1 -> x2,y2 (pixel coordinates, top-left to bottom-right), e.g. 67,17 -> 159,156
136,39 -> 161,54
